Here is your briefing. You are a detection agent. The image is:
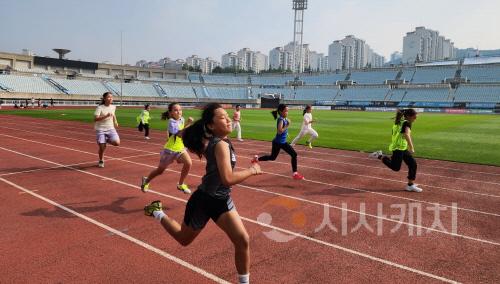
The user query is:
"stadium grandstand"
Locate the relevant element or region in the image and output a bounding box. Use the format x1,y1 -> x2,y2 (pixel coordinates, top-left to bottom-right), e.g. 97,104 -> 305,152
1,51 -> 499,113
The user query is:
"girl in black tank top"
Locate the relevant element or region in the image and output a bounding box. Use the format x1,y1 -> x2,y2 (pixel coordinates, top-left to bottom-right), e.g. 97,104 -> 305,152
143,103 -> 262,284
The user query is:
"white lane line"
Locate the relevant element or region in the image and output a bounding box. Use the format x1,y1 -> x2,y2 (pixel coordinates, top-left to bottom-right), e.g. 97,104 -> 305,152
0,150 -> 462,283
2,144 -> 498,247
0,153 -> 157,177
5,120 -> 500,179
241,140 -> 500,175
3,123 -> 499,196
233,153 -> 500,199
1,125 -> 498,207
3,131 -> 498,218
0,177 -> 230,284
227,141 -> 500,187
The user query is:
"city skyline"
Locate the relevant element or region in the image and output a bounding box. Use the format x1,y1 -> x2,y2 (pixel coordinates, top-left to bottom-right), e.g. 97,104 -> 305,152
1,0 -> 499,65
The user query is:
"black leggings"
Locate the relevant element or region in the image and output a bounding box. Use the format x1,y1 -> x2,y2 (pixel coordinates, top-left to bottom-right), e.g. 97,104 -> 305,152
259,141 -> 297,172
144,123 -> 150,137
382,150 -> 417,180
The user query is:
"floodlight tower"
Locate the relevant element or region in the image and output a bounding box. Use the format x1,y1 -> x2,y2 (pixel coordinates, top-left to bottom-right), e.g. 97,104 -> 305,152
292,0 -> 307,74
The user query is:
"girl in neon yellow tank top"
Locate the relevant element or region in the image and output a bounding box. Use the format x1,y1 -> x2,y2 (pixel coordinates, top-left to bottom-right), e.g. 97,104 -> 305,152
369,109 -> 422,192
140,103 -> 194,194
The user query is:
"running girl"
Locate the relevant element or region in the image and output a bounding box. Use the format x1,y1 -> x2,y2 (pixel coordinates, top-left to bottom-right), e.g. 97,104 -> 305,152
144,103 -> 262,284
94,92 -> 120,168
139,104 -> 152,140
253,104 -> 304,180
370,108 -> 422,192
141,102 -> 193,194
290,105 -> 318,149
232,104 -> 243,141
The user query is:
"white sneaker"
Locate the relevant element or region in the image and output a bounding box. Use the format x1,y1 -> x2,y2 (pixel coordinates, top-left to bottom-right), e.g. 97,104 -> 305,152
406,184 -> 423,193
369,150 -> 382,159
98,160 -> 104,168
145,136 -> 151,140
237,138 -> 243,142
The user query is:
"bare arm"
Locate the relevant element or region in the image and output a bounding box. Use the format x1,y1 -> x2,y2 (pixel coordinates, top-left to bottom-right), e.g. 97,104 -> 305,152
94,113 -> 111,122
173,117 -> 193,138
277,119 -> 288,134
185,117 -> 194,128
215,141 -> 262,186
403,127 -> 414,153
113,113 -> 119,127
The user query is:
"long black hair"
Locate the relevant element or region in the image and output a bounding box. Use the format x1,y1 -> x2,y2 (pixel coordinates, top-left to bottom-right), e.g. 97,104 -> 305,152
271,104 -> 287,120
303,105 -> 312,116
161,102 -> 179,120
100,92 -> 112,105
182,103 -> 222,158
394,108 -> 417,125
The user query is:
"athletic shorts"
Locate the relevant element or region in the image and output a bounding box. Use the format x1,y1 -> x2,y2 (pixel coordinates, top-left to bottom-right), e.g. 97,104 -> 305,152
183,190 -> 235,230
158,148 -> 185,168
96,129 -> 119,144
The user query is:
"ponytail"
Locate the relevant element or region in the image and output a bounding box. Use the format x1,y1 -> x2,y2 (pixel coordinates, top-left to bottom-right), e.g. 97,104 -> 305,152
271,104 -> 287,120
303,105 -> 311,116
182,103 -> 222,158
161,102 -> 179,120
394,109 -> 404,125
161,111 -> 169,120
394,108 -> 417,124
271,110 -> 278,119
182,120 -> 207,158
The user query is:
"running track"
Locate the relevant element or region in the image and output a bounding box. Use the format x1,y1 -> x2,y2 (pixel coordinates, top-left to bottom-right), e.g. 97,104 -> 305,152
0,114 -> 499,283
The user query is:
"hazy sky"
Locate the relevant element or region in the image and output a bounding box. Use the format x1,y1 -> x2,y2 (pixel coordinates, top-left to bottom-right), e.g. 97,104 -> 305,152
1,0 -> 499,64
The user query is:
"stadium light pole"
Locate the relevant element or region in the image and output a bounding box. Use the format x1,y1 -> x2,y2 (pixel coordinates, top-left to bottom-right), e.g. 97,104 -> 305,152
292,0 -> 307,74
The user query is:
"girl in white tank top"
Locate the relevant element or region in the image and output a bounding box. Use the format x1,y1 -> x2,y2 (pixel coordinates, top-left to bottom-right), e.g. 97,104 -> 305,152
291,105 -> 318,148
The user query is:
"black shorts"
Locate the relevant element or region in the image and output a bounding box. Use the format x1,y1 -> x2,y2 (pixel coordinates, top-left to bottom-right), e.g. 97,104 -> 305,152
183,190 -> 235,230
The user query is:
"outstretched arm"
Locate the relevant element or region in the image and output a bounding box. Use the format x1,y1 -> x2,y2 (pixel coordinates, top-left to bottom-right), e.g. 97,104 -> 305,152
215,141 -> 262,186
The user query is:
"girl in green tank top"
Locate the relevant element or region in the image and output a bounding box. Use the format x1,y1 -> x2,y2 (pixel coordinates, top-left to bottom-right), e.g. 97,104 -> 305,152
140,103 -> 194,194
369,109 -> 422,192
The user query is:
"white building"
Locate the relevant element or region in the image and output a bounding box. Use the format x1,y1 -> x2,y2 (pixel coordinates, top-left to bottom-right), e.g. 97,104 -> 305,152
269,42 -> 311,72
309,51 -> 328,72
186,55 -> 220,73
402,27 -> 456,64
221,48 -> 268,73
186,55 -> 203,69
328,35 -> 384,71
284,41 -> 310,72
164,59 -> 185,70
269,47 -> 292,71
200,58 -> 220,73
221,52 -> 239,69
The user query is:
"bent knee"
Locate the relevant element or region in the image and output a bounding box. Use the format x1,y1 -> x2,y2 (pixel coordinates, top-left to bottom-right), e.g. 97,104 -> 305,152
233,233 -> 250,250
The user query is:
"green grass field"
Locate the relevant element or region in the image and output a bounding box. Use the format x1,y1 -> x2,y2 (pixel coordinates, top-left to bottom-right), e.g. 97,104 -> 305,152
2,107 -> 500,166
